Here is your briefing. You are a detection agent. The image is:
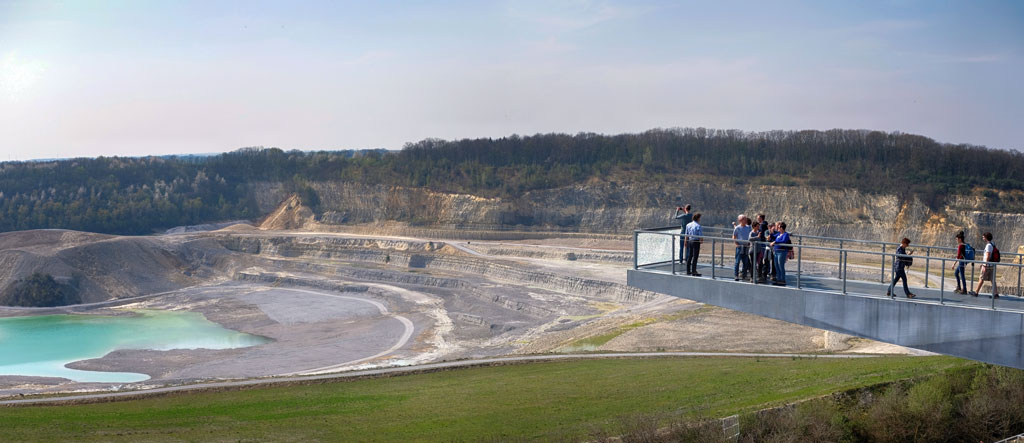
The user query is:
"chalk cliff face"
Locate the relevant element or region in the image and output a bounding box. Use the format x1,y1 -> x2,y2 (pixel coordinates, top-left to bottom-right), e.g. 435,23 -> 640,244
253,181 -> 1024,248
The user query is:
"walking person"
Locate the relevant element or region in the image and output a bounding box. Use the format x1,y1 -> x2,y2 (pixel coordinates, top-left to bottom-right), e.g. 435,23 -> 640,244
970,232 -> 1000,299
733,215 -> 752,281
684,213 -> 703,276
887,238 -> 916,299
770,222 -> 792,286
952,231 -> 970,294
674,205 -> 693,265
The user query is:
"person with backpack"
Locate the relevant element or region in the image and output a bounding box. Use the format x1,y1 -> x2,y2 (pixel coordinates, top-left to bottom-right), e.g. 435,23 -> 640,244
970,232 -> 1000,299
952,231 -> 972,294
887,237 -> 916,299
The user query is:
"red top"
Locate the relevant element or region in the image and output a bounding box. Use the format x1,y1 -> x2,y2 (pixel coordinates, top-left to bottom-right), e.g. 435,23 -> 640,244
956,244 -> 965,259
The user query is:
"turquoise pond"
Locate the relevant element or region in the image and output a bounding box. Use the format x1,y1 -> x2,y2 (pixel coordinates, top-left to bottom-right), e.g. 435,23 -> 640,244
0,310 -> 270,383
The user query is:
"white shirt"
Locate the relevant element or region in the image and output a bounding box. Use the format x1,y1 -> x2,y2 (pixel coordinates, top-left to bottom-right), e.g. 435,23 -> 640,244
984,242 -> 994,262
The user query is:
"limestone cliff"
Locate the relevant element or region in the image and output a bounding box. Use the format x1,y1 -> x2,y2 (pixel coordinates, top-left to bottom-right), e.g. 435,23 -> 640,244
252,181 -> 1024,248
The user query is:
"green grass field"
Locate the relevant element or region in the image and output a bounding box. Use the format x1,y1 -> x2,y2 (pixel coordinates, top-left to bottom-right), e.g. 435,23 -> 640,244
0,356 -> 975,442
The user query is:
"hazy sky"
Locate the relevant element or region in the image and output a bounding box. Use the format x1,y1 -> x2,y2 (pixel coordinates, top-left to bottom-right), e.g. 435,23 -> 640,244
1,0 -> 1022,160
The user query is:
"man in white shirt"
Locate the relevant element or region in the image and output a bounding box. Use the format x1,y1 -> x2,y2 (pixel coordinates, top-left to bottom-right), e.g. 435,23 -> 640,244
684,213 -> 703,276
970,232 -> 1000,298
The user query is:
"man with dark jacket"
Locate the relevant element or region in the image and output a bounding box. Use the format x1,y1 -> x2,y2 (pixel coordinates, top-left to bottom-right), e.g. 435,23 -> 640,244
887,237 -> 916,299
674,205 -> 693,265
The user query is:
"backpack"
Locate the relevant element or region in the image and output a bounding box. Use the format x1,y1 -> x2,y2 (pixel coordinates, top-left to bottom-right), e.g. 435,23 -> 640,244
964,244 -> 976,261
896,248 -> 912,267
991,245 -> 1001,263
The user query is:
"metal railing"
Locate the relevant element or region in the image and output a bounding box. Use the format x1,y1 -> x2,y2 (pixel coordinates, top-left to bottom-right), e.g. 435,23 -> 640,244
648,224 -> 1023,290
653,225 -> 1023,264
634,227 -> 1024,312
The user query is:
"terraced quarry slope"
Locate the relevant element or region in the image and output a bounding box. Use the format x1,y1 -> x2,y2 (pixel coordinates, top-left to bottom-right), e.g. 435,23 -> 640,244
0,215 -> 916,397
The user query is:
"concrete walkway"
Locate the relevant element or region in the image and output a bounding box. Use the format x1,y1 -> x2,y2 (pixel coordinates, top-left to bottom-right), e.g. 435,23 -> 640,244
643,262 -> 1024,312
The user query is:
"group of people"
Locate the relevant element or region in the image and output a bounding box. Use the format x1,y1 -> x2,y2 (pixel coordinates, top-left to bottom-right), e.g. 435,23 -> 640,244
674,205 -> 1007,297
674,206 -> 792,286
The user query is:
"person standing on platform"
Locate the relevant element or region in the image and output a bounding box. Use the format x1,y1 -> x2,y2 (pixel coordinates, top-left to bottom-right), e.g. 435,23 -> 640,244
733,214 -> 752,281
684,213 -> 704,276
674,205 -> 693,265
748,221 -> 762,282
770,222 -> 792,286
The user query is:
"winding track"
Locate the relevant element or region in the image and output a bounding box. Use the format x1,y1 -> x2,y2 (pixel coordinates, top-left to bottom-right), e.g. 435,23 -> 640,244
0,352 -> 877,407
269,287 -> 416,376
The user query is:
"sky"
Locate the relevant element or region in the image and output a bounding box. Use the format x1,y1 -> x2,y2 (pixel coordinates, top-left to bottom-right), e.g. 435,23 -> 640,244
0,0 -> 1022,160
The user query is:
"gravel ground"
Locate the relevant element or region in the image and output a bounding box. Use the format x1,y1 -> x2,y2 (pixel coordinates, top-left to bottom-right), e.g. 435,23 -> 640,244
0,230 -> 920,398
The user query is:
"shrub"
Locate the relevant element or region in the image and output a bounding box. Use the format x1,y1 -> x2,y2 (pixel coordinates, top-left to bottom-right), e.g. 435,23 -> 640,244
0,272 -> 81,307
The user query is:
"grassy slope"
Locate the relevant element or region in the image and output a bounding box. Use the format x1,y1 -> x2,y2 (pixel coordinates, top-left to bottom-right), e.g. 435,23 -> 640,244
0,356 -> 974,442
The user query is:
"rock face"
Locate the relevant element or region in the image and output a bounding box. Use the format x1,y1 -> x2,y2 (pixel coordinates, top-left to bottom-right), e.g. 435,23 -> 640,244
253,181 -> 1024,248
259,195 -> 317,231
0,230 -> 233,304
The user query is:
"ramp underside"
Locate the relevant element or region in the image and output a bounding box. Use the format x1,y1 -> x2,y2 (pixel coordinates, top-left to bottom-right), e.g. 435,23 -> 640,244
627,267 -> 1024,369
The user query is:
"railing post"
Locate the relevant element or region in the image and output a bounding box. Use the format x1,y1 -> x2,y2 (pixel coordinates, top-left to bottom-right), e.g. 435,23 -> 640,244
940,258 -> 945,304
924,247 -> 931,288
1017,261 -> 1022,297
672,234 -> 677,275
633,231 -> 639,270
842,251 -> 848,294
752,241 -> 759,285
711,238 -> 716,280
839,240 -> 844,280
992,266 -> 997,310
797,244 -> 802,289
881,244 -> 886,283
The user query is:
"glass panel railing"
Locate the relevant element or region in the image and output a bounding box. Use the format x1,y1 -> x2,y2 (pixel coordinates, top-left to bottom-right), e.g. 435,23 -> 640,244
635,228 -> 676,268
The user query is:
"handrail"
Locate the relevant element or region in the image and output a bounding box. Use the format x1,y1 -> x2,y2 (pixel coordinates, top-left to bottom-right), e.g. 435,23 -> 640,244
640,230 -> 1022,268
644,224 -> 1023,261
633,229 -> 1024,312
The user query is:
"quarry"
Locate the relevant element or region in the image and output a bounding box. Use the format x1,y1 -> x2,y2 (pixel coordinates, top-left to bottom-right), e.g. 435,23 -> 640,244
0,196 -> 922,398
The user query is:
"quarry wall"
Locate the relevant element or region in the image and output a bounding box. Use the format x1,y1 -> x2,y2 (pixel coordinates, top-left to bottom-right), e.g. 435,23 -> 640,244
251,181 -> 1024,248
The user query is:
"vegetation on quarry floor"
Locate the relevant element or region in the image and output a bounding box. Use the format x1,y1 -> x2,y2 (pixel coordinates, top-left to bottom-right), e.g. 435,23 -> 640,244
0,355 -> 974,441
601,363 -> 1024,443
561,306 -> 717,351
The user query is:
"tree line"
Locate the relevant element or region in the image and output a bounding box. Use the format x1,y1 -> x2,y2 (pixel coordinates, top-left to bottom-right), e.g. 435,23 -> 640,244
1,129 -> 1022,235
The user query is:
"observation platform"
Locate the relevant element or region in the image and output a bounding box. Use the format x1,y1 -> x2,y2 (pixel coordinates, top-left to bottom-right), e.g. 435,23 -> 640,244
626,227 -> 1024,369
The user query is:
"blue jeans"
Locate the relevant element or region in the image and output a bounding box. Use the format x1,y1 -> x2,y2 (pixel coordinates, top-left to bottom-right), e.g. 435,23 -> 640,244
734,247 -> 750,277
954,262 -> 966,290
889,267 -> 910,296
685,241 -> 701,275
774,250 -> 788,283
